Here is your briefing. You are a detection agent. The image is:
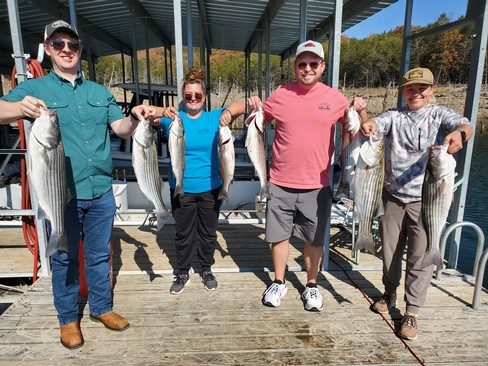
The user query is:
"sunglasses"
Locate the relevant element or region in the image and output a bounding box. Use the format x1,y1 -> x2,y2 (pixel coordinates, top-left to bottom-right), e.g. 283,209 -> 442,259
297,61 -> 320,70
49,39 -> 81,52
184,92 -> 204,101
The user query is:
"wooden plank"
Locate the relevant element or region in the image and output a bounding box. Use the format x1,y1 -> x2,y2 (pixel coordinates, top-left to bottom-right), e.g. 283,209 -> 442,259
1,277 -> 487,365
1,224 -> 488,365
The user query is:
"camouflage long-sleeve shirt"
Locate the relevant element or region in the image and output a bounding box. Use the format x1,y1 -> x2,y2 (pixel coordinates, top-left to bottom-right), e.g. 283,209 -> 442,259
373,104 -> 470,203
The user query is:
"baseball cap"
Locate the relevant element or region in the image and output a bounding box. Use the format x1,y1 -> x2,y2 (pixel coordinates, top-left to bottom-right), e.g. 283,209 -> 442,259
296,40 -> 324,60
44,20 -> 79,41
401,67 -> 434,86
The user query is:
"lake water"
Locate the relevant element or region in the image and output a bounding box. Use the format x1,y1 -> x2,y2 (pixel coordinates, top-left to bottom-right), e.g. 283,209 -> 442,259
456,133 -> 488,289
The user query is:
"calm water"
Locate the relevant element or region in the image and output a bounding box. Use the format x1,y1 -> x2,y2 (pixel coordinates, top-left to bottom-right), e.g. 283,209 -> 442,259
456,133 -> 488,288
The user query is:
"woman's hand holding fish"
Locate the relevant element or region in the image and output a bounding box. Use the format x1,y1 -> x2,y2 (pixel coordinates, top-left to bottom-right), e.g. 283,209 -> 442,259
162,106 -> 177,120
219,109 -> 233,126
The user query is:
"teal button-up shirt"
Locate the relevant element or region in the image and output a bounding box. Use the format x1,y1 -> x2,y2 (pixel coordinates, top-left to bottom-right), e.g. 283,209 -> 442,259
1,70 -> 124,199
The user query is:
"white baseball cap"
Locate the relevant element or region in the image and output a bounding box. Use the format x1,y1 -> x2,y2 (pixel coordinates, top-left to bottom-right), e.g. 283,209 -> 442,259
296,40 -> 324,60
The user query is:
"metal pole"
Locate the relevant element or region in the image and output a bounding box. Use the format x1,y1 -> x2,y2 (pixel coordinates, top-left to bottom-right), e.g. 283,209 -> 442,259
397,0 -> 413,107
145,17 -> 152,104
327,0 -> 343,89
206,47 -> 211,109
6,0 -> 50,276
68,0 -> 81,72
131,0 -> 140,105
174,0 -> 184,103
265,22 -> 271,99
187,0 -> 193,67
299,0 -> 307,43
121,52 -> 128,108
258,35 -> 263,100
448,0 -> 488,267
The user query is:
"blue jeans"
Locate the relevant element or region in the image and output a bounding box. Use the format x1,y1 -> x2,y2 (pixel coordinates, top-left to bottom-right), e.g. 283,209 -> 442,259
51,189 -> 116,325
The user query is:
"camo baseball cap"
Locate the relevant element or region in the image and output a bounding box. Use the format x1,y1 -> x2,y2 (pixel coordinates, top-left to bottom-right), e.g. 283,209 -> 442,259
44,20 -> 79,41
296,40 -> 324,60
401,67 -> 434,86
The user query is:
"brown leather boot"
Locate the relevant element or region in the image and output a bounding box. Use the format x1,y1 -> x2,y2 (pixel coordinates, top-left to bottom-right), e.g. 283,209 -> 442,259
90,310 -> 130,331
60,321 -> 84,349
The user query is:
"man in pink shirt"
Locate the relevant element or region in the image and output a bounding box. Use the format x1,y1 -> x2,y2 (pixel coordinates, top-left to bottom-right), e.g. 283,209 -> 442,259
248,40 -> 367,311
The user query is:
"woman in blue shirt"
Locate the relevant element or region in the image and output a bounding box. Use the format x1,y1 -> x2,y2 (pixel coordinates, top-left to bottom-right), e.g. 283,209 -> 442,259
152,67 -> 244,294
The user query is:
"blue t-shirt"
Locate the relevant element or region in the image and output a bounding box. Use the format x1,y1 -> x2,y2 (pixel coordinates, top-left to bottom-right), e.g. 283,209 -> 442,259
161,108 -> 225,193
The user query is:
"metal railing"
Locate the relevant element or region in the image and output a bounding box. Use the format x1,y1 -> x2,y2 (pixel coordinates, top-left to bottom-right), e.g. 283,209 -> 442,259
436,221 -> 487,310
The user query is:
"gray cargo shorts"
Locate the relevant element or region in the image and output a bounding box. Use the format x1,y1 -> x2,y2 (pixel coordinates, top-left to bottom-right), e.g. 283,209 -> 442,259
265,183 -> 332,246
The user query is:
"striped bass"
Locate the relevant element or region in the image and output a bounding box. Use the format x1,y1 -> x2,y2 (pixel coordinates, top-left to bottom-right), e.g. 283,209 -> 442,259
132,116 -> 170,230
421,144 -> 456,268
336,106 -> 361,200
168,112 -> 185,197
245,106 -> 270,200
27,107 -> 69,257
218,125 -> 235,202
352,131 -> 384,254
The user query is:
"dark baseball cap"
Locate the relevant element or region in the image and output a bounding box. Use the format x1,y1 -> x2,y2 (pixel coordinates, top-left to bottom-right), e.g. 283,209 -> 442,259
44,20 -> 79,41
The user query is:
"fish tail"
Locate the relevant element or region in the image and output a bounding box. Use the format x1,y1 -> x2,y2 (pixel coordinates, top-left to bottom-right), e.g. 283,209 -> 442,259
260,184 -> 270,200
156,212 -> 167,231
173,184 -> 183,198
46,233 -> 66,257
335,182 -> 349,200
353,236 -> 376,254
421,249 -> 443,269
219,191 -> 229,203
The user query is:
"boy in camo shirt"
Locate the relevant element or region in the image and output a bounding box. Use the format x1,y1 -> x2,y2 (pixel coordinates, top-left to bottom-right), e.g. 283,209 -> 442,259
360,67 -> 472,340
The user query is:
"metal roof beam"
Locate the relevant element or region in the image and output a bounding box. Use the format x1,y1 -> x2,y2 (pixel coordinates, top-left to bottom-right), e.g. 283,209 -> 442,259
312,0 -> 390,39
26,0 -> 133,55
281,0 -> 387,58
245,0 -> 287,52
0,20 -> 42,57
120,0 -> 171,48
196,0 -> 212,53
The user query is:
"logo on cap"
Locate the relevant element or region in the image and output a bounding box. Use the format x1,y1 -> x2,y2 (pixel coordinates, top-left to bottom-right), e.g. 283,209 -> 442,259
304,42 -> 316,48
408,70 -> 423,79
52,20 -> 71,28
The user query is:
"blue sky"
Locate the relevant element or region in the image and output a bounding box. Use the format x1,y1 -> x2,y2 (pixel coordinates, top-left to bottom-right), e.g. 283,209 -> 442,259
343,0 -> 468,39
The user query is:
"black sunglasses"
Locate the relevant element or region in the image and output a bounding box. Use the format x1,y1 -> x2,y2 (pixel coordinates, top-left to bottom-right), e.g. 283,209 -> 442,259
184,92 -> 204,101
49,39 -> 81,52
297,61 -> 320,70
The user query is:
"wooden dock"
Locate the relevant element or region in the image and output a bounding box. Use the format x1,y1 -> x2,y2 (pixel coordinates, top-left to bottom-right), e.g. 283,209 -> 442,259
1,223 -> 488,365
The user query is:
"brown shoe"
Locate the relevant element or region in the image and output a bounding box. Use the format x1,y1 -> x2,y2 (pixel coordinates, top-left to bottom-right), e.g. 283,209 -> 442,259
371,293 -> 396,314
60,321 -> 84,349
398,313 -> 418,340
90,310 -> 130,331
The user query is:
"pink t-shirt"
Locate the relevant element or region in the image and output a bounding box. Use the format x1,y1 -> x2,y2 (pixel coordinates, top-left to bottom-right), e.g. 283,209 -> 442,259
263,82 -> 349,189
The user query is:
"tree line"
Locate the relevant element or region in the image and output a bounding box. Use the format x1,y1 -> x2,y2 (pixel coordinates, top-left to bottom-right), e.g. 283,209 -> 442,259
87,13 -> 478,93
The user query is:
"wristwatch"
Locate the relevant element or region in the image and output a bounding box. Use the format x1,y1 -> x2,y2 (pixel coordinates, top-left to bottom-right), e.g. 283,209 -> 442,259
456,129 -> 466,142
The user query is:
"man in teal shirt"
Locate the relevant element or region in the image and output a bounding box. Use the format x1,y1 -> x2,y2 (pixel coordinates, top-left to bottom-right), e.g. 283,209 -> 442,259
0,20 -> 155,349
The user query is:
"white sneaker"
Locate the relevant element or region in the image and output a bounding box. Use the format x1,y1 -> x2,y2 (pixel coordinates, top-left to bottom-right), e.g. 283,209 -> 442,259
262,282 -> 288,307
302,286 -> 323,311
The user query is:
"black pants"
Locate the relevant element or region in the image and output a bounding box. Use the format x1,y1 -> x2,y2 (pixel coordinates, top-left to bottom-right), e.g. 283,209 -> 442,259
170,187 -> 222,273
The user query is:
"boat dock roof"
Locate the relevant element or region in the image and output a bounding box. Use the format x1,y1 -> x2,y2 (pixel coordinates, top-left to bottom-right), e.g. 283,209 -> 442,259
1,223 -> 488,365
